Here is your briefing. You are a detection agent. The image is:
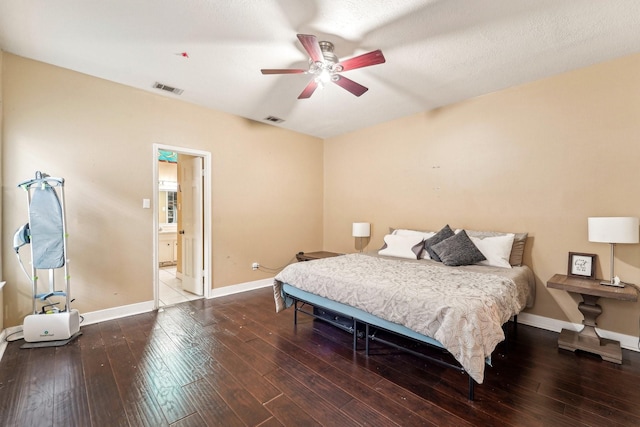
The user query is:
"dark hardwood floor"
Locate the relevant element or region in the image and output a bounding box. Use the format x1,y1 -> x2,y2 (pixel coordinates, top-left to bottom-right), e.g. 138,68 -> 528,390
1,286 -> 640,426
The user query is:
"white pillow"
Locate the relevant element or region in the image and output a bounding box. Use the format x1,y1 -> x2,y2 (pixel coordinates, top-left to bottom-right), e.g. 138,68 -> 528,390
378,234 -> 425,260
392,229 -> 436,259
470,233 -> 515,268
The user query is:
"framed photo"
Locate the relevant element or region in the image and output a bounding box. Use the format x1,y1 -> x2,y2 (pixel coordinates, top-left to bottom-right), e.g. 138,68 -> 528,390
567,252 -> 596,279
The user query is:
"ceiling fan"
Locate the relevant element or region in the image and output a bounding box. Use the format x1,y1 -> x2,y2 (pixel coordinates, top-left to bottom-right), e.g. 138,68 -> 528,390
261,34 -> 386,99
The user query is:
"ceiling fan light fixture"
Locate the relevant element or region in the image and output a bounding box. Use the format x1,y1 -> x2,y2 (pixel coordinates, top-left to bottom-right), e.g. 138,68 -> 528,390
318,69 -> 332,84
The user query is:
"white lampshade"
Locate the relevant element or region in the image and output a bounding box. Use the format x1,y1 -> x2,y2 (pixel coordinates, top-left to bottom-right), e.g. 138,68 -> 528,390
352,222 -> 371,238
588,217 -> 639,244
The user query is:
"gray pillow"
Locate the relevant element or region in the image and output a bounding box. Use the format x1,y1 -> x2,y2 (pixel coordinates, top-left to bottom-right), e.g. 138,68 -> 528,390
432,230 -> 486,266
424,224 -> 455,262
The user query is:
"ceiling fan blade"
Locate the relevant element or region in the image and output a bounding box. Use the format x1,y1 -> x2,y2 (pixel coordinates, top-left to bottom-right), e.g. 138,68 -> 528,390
297,34 -> 324,63
337,49 -> 385,72
261,68 -> 306,75
332,75 -> 368,97
298,79 -> 319,99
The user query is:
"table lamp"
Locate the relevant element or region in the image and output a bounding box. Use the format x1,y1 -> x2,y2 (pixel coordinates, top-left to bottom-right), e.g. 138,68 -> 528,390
352,222 -> 370,252
588,216 -> 639,287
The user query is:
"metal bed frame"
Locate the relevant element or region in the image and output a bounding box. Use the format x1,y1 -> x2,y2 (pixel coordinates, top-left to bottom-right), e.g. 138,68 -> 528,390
290,295 -> 517,401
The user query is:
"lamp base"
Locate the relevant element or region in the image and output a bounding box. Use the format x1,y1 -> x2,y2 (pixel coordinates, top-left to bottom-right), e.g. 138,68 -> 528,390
600,280 -> 625,288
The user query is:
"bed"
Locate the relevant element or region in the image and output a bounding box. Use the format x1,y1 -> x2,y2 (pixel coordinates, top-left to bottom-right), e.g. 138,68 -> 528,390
273,226 -> 535,399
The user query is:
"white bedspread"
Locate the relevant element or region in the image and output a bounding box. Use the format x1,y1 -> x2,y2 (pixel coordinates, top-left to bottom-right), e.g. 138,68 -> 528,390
274,253 -> 535,384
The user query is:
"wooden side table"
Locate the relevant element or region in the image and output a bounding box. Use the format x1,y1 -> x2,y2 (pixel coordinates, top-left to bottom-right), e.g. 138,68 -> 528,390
296,251 -> 341,262
547,274 -> 638,364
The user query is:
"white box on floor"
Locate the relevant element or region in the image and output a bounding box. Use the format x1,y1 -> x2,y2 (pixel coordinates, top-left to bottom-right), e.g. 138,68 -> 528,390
23,309 -> 80,342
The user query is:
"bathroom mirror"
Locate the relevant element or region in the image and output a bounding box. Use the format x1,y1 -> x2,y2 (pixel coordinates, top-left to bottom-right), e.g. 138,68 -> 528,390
159,190 -> 178,224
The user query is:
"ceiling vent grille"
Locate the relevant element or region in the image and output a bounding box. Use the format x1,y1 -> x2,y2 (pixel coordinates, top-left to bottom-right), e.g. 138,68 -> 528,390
152,82 -> 184,95
264,115 -> 284,123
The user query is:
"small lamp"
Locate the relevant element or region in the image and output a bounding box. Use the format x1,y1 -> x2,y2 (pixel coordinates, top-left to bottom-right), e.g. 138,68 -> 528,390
352,222 -> 371,252
588,217 -> 639,287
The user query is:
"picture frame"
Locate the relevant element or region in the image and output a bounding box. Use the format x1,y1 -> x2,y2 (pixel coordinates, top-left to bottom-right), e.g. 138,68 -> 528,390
567,252 -> 596,279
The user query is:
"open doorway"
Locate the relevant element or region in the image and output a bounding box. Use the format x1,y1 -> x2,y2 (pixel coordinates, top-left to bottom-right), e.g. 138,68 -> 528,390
153,144 -> 211,308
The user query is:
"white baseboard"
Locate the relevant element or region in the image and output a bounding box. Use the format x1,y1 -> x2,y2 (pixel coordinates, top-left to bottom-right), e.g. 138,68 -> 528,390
517,312 -> 639,352
80,300 -> 156,326
2,280 -> 637,364
80,278 -> 273,325
0,325 -> 23,361
208,278 -> 274,298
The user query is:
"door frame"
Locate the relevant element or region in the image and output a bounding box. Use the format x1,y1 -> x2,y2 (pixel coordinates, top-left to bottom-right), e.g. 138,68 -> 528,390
152,143 -> 212,308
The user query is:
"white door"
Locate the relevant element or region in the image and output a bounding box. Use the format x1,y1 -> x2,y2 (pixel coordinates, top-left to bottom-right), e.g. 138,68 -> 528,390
180,155 -> 204,296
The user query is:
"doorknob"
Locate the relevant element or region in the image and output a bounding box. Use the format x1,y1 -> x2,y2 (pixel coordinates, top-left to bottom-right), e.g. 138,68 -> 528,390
179,230 -> 185,234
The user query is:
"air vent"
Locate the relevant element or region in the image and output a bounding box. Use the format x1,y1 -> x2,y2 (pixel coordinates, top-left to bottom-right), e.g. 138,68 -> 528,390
264,115 -> 284,123
152,82 -> 184,95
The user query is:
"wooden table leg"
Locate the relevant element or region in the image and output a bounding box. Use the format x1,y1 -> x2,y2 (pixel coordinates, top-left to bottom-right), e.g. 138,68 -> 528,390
557,293 -> 622,364
577,294 -> 603,344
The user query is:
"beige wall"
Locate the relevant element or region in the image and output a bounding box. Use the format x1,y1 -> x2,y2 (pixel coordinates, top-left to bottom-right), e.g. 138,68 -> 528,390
324,53 -> 640,336
1,53 -> 323,327
3,50 -> 640,338
0,51 -> 4,284
0,51 -> 4,331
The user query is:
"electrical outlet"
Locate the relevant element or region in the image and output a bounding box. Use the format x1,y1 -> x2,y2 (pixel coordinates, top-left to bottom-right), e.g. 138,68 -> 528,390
252,262 -> 259,270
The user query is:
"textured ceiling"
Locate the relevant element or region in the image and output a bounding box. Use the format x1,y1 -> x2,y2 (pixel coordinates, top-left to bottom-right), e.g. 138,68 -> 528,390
1,0 -> 639,139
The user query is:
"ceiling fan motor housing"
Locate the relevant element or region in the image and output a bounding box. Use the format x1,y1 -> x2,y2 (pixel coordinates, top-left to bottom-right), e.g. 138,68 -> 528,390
319,41 -> 338,63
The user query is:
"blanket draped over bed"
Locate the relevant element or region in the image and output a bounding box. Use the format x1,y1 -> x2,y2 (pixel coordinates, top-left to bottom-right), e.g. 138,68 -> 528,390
273,253 -> 534,384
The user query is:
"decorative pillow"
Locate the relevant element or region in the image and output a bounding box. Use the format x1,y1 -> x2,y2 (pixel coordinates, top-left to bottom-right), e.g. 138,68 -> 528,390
378,234 -> 425,259
462,229 -> 528,266
509,233 -> 528,266
392,229 -> 436,259
469,233 -> 515,268
423,225 -> 455,262
431,230 -> 486,266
